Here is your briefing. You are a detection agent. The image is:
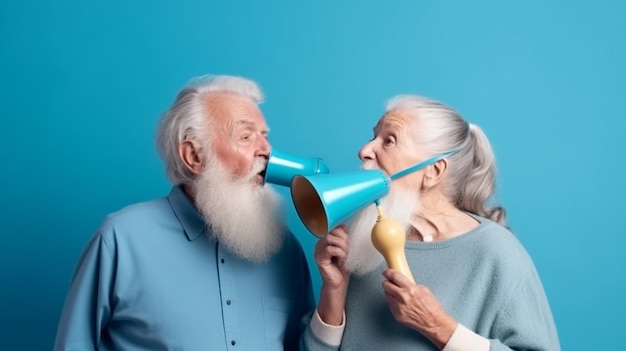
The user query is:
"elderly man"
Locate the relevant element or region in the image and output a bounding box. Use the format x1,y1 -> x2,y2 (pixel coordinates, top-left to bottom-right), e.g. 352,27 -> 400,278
54,74 -> 315,350
300,94 -> 560,350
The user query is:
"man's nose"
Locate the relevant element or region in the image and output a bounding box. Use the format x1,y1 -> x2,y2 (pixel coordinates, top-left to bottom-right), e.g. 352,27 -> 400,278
257,135 -> 271,159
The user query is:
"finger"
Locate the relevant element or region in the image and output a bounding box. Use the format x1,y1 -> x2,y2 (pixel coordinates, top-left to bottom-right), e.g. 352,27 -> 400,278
329,224 -> 349,237
315,244 -> 342,259
315,237 -> 348,257
324,245 -> 348,260
383,288 -> 401,306
383,269 -> 413,288
313,239 -> 330,255
381,279 -> 401,296
326,234 -> 348,249
324,232 -> 349,250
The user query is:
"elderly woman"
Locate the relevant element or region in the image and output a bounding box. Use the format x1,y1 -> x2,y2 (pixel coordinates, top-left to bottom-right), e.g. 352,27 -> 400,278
300,95 -> 560,351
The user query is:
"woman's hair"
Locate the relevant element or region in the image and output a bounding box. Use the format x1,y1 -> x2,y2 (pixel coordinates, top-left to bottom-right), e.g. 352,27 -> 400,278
155,74 -> 264,185
386,95 -> 506,225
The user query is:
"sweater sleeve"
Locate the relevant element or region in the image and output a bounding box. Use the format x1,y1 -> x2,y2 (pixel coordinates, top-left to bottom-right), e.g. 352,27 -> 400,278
489,266 -> 561,351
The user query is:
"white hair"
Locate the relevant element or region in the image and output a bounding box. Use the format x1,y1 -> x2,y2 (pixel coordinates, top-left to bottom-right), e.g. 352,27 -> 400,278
156,74 -> 264,185
192,154 -> 285,263
386,95 -> 506,225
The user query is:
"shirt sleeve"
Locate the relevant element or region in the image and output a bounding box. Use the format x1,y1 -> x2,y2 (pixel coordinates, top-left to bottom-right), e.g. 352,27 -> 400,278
283,234 -> 317,350
53,231 -> 115,351
442,324 -> 490,351
299,309 -> 345,351
310,308 -> 346,345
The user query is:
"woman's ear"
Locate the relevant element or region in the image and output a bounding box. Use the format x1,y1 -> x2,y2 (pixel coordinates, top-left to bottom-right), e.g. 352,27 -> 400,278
423,159 -> 448,189
179,140 -> 203,176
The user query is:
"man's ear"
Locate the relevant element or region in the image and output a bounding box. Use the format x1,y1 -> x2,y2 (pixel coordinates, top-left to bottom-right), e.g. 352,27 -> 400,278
179,140 -> 203,176
423,159 -> 448,189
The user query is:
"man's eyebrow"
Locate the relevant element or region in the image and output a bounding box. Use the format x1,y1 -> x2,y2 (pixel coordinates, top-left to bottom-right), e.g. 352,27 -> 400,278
234,119 -> 255,127
233,119 -> 269,133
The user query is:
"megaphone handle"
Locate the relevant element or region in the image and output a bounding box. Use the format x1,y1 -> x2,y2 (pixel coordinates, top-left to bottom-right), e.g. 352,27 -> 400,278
372,205 -> 416,284
386,254 -> 415,284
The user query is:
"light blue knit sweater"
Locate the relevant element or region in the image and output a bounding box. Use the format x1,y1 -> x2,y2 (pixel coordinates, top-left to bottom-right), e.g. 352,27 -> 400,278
301,215 -> 560,351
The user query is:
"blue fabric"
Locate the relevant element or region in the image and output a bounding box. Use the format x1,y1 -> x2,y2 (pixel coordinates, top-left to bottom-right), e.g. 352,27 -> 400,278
54,186 -> 315,351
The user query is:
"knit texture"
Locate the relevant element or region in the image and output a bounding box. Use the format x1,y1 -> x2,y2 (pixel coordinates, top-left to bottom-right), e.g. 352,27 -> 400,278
301,215 -> 560,351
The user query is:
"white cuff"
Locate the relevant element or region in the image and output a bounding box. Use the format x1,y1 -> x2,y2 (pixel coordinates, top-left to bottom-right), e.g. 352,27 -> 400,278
442,323 -> 490,351
309,308 -> 346,346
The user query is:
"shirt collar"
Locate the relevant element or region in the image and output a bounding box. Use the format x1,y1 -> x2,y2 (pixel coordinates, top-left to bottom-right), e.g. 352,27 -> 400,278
167,185 -> 206,241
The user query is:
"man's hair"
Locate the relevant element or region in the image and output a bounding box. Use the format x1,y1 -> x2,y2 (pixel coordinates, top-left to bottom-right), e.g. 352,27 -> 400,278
156,74 -> 264,185
386,95 -> 506,225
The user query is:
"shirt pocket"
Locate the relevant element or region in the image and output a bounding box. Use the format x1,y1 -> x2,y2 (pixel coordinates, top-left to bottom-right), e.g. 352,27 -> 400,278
262,296 -> 293,351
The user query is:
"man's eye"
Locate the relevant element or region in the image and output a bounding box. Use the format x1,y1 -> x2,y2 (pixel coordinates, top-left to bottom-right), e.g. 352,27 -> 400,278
383,136 -> 395,145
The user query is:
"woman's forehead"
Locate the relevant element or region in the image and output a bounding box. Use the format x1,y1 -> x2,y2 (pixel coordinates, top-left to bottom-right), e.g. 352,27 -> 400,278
374,110 -> 414,132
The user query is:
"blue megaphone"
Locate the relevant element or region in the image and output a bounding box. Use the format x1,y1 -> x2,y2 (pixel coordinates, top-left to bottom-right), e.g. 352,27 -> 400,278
291,169 -> 390,237
264,150 -> 329,186
290,152 -> 457,237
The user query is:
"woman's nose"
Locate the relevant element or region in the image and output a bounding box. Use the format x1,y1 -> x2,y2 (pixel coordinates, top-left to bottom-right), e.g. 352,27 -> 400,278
358,140 -> 375,161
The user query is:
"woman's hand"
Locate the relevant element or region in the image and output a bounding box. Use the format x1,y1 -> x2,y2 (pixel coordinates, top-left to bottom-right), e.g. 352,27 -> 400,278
382,269 -> 457,349
314,224 -> 350,289
314,224 -> 350,326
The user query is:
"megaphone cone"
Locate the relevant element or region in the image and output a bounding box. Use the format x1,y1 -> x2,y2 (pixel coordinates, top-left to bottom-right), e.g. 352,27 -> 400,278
265,150 -> 329,186
291,169 -> 390,237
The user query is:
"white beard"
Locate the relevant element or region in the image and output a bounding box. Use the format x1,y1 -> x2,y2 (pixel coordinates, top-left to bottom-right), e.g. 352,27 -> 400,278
344,184 -> 418,275
192,157 -> 285,263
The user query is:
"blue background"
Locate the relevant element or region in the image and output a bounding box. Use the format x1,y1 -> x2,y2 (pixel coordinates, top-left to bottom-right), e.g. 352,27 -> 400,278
1,1 -> 624,350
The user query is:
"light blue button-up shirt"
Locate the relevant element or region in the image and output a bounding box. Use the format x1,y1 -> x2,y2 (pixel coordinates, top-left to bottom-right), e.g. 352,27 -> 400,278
54,186 -> 315,350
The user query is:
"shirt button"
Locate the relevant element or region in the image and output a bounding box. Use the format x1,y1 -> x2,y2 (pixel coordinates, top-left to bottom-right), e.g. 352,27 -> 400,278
231,340 -> 236,346
226,299 -> 231,305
